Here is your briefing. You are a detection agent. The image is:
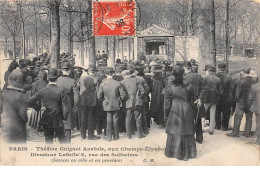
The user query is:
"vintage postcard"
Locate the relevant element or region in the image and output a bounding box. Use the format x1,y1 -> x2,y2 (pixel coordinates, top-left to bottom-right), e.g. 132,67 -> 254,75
0,0 -> 260,166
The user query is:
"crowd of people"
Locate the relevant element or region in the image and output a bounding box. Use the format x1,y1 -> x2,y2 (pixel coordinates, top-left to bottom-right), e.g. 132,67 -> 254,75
1,52 -> 259,161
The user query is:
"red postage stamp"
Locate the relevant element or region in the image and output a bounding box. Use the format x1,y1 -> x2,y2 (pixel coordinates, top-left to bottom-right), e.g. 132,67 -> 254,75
92,0 -> 136,36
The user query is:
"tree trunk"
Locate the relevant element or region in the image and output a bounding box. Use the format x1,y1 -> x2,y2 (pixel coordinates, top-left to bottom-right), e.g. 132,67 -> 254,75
225,0 -> 230,68
26,38 -> 29,56
34,8 -> 38,58
49,13 -> 52,43
242,21 -> 245,57
48,0 -> 61,68
79,13 -> 84,66
87,0 -> 96,68
128,37 -> 131,61
195,0 -> 216,74
13,36 -> 16,60
41,36 -> 44,55
68,12 -> 73,54
106,36 -> 109,54
108,36 -> 116,69
234,0 -> 237,44
5,36 -> 8,58
187,0 -> 193,36
21,21 -> 26,59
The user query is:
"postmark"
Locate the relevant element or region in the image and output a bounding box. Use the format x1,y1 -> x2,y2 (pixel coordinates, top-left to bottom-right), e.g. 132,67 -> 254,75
93,0 -> 136,36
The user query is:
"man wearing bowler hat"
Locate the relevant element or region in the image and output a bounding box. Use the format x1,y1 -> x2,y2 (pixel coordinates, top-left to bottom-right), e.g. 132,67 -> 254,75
215,62 -> 233,131
97,67 -> 126,141
113,63 -> 127,133
183,61 -> 203,143
77,64 -> 101,140
195,64 -> 223,135
227,68 -> 256,137
28,68 -> 70,144
56,61 -> 79,143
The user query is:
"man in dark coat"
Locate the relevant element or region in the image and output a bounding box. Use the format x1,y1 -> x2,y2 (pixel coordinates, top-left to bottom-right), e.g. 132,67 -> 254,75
29,71 -> 48,130
183,61 -> 203,143
56,61 -> 79,143
227,68 -> 256,137
77,65 -> 101,140
2,69 -> 28,143
101,50 -> 108,64
27,62 -> 38,82
249,81 -> 260,144
121,67 -> 146,139
97,67 -> 126,141
96,66 -> 107,135
196,64 -> 223,135
28,68 -> 70,144
18,59 -> 29,83
190,59 -> 198,73
113,63 -> 126,133
216,62 -> 233,131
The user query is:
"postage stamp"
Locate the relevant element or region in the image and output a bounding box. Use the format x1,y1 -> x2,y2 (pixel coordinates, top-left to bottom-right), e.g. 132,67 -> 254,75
93,0 -> 136,36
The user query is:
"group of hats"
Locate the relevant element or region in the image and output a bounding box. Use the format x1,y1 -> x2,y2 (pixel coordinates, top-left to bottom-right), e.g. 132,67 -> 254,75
151,64 -> 165,72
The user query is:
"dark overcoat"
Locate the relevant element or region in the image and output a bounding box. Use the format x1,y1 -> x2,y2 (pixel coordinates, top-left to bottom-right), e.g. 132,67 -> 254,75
235,76 -> 256,111
97,78 -> 126,111
121,76 -> 145,108
28,84 -> 70,129
56,75 -> 79,129
216,71 -> 233,104
150,74 -> 167,116
2,87 -> 28,143
163,84 -> 195,135
199,74 -> 223,104
29,79 -> 48,128
184,72 -> 202,99
77,74 -> 99,107
249,83 -> 260,114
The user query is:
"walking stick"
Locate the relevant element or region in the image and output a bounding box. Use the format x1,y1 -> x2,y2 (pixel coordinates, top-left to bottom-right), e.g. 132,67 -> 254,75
195,104 -> 200,124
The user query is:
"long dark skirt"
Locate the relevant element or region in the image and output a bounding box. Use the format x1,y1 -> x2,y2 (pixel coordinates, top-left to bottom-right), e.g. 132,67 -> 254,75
165,134 -> 197,161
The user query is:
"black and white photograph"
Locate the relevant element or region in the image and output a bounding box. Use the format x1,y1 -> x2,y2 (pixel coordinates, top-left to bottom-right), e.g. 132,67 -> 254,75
0,0 -> 259,166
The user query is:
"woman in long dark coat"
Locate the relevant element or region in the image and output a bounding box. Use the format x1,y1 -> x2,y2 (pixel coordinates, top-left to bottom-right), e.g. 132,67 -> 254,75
150,64 -> 167,126
163,67 -> 197,161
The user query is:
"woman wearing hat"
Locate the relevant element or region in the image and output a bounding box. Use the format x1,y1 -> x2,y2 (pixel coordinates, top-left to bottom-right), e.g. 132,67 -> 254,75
150,64 -> 167,126
163,67 -> 197,161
